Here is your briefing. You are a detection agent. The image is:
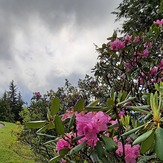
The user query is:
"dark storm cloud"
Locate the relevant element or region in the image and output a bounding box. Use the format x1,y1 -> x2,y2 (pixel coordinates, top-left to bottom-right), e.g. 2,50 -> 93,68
0,0 -> 121,59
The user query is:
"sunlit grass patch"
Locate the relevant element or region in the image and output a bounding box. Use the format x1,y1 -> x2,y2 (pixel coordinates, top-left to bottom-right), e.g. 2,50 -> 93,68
0,122 -> 41,163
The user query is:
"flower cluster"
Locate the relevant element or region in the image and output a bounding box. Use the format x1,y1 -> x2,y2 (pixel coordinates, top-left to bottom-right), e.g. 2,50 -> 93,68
116,142 -> 140,163
61,108 -> 74,121
110,38 -> 125,51
138,59 -> 163,85
56,133 -> 72,152
154,19 -> 163,25
56,111 -> 111,151
109,34 -> 153,74
34,92 -> 41,97
75,111 -> 111,146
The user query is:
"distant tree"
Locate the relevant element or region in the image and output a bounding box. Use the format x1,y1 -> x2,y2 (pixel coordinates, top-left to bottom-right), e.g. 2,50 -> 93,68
113,0 -> 163,34
17,92 -> 24,120
8,80 -> 24,121
0,91 -> 14,122
0,80 -> 24,122
8,80 -> 17,107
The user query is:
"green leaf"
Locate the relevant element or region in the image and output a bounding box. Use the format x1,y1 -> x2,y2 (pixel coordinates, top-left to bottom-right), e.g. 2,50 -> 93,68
121,124 -> 145,137
127,105 -> 150,110
85,106 -> 109,111
51,97 -> 60,116
90,151 -> 100,162
36,123 -> 55,133
144,114 -> 153,121
36,124 -> 49,133
26,120 -> 47,129
48,155 -> 62,163
72,135 -> 84,143
74,99 -> 85,112
154,83 -> 160,92
36,133 -> 55,138
69,140 -> 87,155
59,148 -> 69,156
68,114 -> 75,130
117,97 -> 136,106
47,108 -> 51,121
54,116 -> 64,135
133,129 -> 153,145
140,131 -> 155,154
87,100 -> 99,106
107,98 -> 114,107
43,139 -> 56,145
96,141 -> 105,159
160,0 -> 163,12
155,127 -> 163,161
108,123 -> 119,129
101,136 -> 117,152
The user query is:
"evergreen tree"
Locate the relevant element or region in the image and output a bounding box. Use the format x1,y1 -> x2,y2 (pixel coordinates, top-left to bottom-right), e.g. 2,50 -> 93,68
7,80 -> 24,121
0,91 -> 14,122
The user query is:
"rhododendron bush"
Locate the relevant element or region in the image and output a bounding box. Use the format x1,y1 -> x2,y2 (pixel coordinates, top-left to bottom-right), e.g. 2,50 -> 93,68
26,21 -> 163,163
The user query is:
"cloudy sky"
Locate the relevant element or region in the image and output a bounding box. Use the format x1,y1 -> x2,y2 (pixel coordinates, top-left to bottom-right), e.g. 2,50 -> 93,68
0,0 -> 122,102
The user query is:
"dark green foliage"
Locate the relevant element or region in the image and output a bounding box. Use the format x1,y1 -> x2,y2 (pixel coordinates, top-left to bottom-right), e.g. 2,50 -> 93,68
0,91 -> 14,122
0,81 -> 24,122
113,0 -> 163,34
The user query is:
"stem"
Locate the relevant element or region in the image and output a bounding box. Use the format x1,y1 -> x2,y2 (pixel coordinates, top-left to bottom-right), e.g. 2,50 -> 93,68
113,105 -> 125,160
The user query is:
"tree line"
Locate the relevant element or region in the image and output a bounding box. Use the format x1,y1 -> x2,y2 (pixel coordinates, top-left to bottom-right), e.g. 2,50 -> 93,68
0,80 -> 24,122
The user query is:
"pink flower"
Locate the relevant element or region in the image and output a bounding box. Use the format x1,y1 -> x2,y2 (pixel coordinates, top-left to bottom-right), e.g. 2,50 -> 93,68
144,42 -> 152,48
126,137 -> 133,143
75,111 -> 95,135
143,49 -> 149,57
138,77 -> 143,85
113,136 -> 118,143
56,136 -> 71,151
83,123 -> 97,140
116,142 -> 140,163
75,111 -> 111,146
119,110 -> 125,117
125,62 -> 132,70
110,119 -> 118,130
125,144 -> 140,163
92,111 -> 111,132
34,92 -> 41,99
159,60 -> 163,72
154,19 -> 163,25
110,38 -> 125,51
116,142 -> 123,156
159,59 -> 163,67
133,36 -> 140,43
150,66 -> 158,75
105,133 -> 110,137
62,108 -> 74,121
123,35 -> 132,44
61,159 -> 67,163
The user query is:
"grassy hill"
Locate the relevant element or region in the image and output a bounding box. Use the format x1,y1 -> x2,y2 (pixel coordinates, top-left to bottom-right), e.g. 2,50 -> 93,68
0,122 -> 41,163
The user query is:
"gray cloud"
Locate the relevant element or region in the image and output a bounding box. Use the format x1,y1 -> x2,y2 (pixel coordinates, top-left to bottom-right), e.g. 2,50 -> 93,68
0,0 -> 122,59
0,0 -> 119,25
0,0 -> 122,100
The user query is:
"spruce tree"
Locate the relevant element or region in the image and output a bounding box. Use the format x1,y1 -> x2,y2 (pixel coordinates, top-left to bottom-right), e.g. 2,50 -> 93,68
8,80 -> 24,121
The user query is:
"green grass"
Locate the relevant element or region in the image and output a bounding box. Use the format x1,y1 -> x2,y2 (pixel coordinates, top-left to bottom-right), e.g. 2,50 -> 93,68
0,122 -> 41,163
